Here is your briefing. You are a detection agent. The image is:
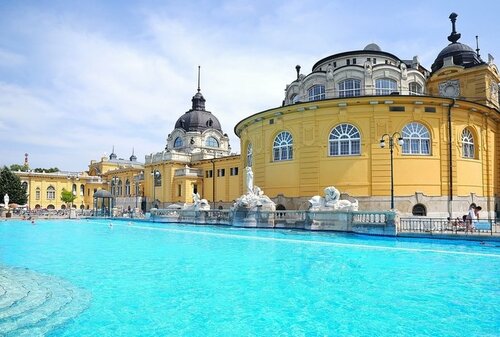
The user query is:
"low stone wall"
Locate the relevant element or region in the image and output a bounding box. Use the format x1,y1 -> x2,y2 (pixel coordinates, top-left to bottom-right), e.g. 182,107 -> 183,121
150,209 -> 398,236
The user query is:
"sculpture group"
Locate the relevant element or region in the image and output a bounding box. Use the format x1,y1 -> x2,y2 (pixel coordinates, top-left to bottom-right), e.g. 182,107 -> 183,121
309,186 -> 358,212
232,167 -> 276,212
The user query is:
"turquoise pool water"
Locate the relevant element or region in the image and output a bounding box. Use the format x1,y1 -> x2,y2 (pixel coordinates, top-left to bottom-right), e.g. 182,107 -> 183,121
0,219 -> 499,336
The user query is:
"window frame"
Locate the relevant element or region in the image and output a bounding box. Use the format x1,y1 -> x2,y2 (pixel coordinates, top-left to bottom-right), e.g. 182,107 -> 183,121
328,124 -> 361,156
174,137 -> 183,148
308,85 -> 325,101
401,122 -> 431,155
375,78 -> 397,95
338,79 -> 361,98
273,131 -> 293,161
461,128 -> 475,159
205,136 -> 219,148
409,82 -> 423,95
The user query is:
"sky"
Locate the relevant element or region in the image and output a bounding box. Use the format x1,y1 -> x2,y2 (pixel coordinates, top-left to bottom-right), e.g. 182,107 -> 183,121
1,0 -> 499,171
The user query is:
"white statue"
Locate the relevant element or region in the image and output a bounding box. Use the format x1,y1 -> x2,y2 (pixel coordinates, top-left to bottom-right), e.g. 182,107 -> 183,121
326,65 -> 334,81
246,166 -> 254,194
3,194 -> 9,209
183,192 -> 210,211
232,167 -> 276,213
308,186 -> 358,211
364,61 -> 372,77
400,62 -> 407,80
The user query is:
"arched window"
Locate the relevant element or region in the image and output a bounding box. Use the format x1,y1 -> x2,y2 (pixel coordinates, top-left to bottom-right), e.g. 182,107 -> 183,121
290,94 -> 299,104
412,204 -> 427,216
80,184 -> 85,196
72,183 -> 77,195
462,128 -> 475,159
375,78 -> 397,95
47,204 -> 55,210
174,137 -> 183,148
117,180 -> 123,196
35,187 -> 41,200
154,172 -> 162,186
273,131 -> 293,161
338,79 -> 361,97
402,122 -> 431,155
206,136 -> 219,148
21,181 -> 28,191
329,124 -> 361,156
246,143 -> 253,167
46,186 -> 56,200
308,85 -> 325,101
409,82 -> 423,95
125,179 -> 131,196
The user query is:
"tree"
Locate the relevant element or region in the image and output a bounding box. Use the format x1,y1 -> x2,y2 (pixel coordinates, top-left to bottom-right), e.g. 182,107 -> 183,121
0,166 -> 28,205
60,188 -> 76,208
9,164 -> 28,172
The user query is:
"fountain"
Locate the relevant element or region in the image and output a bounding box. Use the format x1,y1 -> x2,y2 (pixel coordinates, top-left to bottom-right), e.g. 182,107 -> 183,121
306,186 -> 359,230
231,167 -> 276,227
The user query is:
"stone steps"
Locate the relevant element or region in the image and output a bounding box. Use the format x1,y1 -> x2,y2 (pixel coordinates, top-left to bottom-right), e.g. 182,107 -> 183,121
0,266 -> 91,336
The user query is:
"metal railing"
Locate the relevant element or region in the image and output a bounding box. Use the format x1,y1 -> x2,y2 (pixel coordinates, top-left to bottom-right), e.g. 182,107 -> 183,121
399,217 -> 499,236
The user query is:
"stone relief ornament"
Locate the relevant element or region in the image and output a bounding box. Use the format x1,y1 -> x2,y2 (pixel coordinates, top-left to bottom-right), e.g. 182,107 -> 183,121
438,80 -> 460,98
490,82 -> 499,101
400,63 -> 407,80
326,65 -> 334,81
364,61 -> 373,77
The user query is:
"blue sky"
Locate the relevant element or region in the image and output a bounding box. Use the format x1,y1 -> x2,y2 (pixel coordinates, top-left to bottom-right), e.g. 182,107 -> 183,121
1,0 -> 498,171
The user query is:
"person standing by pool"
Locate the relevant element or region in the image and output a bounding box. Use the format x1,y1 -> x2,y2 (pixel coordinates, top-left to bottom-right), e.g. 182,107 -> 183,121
466,203 -> 477,232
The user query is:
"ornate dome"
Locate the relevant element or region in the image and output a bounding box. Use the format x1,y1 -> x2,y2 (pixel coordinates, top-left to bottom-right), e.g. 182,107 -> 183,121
431,42 -> 482,72
174,91 -> 222,133
431,13 -> 482,72
364,43 -> 381,51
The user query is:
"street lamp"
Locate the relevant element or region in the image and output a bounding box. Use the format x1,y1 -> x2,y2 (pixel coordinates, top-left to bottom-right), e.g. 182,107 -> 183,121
151,170 -> 160,209
379,132 -> 404,210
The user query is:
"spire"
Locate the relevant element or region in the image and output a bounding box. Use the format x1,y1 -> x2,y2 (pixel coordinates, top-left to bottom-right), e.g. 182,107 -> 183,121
130,148 -> 137,161
197,65 -> 201,93
191,66 -> 206,111
447,12 -> 461,43
109,145 -> 117,160
475,35 -> 480,58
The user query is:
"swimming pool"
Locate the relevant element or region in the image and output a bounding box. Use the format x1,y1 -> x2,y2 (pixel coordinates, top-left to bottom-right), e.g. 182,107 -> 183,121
0,219 -> 498,336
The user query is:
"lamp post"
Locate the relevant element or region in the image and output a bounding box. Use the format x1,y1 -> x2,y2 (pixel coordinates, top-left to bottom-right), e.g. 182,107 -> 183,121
379,132 -> 404,210
151,170 -> 160,209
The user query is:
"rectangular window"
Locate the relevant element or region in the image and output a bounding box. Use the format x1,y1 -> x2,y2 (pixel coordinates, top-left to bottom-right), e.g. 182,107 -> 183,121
425,107 -> 436,113
346,59 -> 350,66
231,167 -> 239,176
333,61 -> 336,67
269,119 -> 274,125
217,169 -> 225,177
36,190 -> 40,200
352,58 -> 356,65
373,58 -> 377,64
389,106 -> 405,112
206,170 -> 213,178
177,184 -> 182,197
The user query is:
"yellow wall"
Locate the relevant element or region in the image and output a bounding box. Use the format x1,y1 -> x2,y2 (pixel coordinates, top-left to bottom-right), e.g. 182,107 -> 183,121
236,95 -> 498,201
144,156 -> 242,205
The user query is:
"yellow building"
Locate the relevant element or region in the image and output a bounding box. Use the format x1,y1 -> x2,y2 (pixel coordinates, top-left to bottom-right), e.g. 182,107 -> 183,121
17,169 -> 104,210
144,81 -> 242,208
13,13 -> 498,219
235,13 -> 499,218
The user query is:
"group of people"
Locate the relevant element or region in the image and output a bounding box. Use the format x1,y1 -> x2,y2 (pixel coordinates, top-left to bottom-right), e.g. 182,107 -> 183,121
449,203 -> 482,232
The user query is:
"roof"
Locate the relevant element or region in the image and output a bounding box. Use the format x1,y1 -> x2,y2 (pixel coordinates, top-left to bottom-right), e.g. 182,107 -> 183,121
93,190 -> 113,198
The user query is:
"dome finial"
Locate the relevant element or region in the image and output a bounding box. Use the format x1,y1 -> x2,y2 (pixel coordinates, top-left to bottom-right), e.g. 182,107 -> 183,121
447,12 -> 461,43
109,145 -> 117,160
197,65 -> 201,93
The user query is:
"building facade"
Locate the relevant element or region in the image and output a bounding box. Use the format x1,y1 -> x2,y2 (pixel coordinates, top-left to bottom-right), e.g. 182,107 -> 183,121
235,13 -> 499,218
